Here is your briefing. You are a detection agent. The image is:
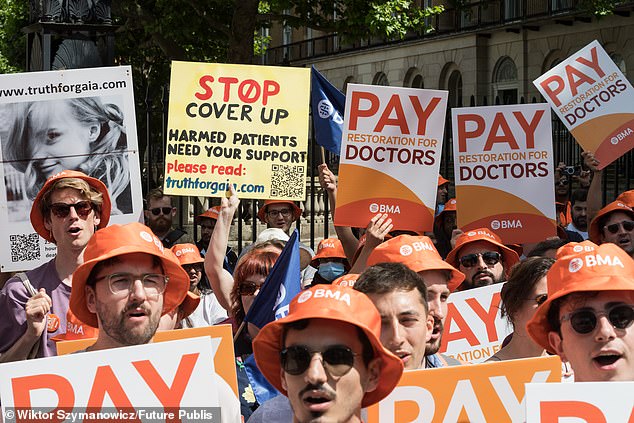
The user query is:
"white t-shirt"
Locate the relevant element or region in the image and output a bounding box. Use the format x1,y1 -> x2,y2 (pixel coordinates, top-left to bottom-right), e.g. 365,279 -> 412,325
182,293 -> 227,328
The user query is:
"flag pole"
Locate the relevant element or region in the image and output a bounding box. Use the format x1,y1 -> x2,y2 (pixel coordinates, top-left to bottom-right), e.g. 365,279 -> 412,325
320,146 -> 326,164
233,321 -> 246,343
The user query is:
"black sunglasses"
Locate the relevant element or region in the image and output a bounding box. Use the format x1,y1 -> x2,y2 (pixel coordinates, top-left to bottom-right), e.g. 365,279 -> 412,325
150,207 -> 173,216
560,304 -> 634,335
238,281 -> 264,296
280,345 -> 358,377
50,201 -> 93,219
459,251 -> 501,268
604,220 -> 634,234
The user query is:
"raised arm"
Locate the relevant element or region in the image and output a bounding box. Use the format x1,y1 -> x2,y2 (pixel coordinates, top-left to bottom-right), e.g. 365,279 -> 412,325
204,186 -> 240,311
581,151 -> 603,224
349,213 -> 393,274
318,163 -> 359,261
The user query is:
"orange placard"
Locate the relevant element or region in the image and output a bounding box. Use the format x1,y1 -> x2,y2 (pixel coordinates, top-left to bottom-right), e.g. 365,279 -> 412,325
56,324 -> 238,397
366,356 -> 562,423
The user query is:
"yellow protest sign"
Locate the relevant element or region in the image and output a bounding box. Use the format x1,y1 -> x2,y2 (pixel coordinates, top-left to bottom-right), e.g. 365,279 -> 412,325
366,356 -> 562,422
164,61 -> 310,199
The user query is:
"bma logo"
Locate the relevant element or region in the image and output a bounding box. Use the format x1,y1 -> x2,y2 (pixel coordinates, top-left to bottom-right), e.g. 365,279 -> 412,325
491,219 -> 522,230
317,99 -> 344,124
610,127 -> 633,145
400,245 -> 413,256
573,245 -> 595,253
368,203 -> 401,214
297,290 -> 313,303
569,258 -> 583,273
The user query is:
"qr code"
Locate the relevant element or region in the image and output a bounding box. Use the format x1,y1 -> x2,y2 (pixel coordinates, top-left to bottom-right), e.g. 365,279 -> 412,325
270,164 -> 305,198
10,234 -> 40,262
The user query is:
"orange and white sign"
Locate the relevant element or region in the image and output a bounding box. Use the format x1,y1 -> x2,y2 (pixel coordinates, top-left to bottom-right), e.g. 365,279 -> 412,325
452,103 -> 557,243
335,84 -> 448,232
439,283 -> 512,363
525,382 -> 634,422
0,337 -> 229,420
534,40 -> 634,169
367,356 -> 562,423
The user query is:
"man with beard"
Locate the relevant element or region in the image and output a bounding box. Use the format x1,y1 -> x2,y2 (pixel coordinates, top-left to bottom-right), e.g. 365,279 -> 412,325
0,170 -> 110,361
252,284 -> 403,423
68,222 -> 189,351
567,189 -> 589,240
446,228 -> 519,291
144,188 -> 187,248
365,235 -> 465,368
589,201 -> 634,259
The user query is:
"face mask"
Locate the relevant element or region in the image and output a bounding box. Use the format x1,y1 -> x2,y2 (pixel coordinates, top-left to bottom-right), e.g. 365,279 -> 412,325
318,261 -> 346,282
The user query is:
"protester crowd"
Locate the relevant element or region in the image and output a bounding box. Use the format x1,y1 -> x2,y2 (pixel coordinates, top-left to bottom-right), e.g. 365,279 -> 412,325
0,146 -> 632,422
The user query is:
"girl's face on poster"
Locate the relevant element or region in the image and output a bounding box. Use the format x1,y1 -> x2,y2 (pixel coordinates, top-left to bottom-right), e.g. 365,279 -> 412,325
29,100 -> 100,178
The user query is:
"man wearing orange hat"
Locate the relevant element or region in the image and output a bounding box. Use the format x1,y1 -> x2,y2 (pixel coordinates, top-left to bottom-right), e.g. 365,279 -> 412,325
446,228 -> 520,291
527,241 -> 634,382
588,200 -> 634,259
258,199 -> 302,235
253,284 -> 403,423
69,222 -> 189,351
170,243 -> 227,327
310,238 -> 350,285
196,206 -> 220,256
0,170 -> 110,361
435,175 -> 450,216
366,235 -> 465,368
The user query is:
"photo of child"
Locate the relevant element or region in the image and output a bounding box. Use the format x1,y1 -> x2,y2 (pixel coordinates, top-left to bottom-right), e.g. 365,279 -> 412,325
1,96 -> 132,221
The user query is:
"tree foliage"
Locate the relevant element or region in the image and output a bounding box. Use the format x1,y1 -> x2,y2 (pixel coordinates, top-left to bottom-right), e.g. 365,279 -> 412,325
0,0 -> 27,74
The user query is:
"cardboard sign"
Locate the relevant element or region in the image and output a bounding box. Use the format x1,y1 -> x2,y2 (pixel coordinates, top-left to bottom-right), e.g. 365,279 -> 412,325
525,382 -> 634,422
164,61 -> 310,200
56,325 -> 239,399
439,283 -> 512,363
0,66 -> 143,272
335,84 -> 448,232
452,103 -> 557,244
366,356 -> 562,423
534,40 -> 634,169
0,337 -> 222,416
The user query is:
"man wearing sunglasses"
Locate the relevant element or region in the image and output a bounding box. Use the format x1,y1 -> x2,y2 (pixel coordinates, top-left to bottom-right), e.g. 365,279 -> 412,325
0,170 -> 110,361
527,241 -> 634,382
445,228 -> 520,291
589,200 -> 634,259
144,187 -> 187,248
253,284 -> 403,423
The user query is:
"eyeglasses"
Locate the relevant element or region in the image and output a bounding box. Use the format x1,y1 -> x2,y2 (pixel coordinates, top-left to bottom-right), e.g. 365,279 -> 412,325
150,207 -> 174,216
459,251 -> 502,268
527,293 -> 548,306
238,280 -> 265,296
183,263 -> 203,273
266,208 -> 292,218
94,273 -> 168,299
50,201 -> 93,219
604,220 -> 634,234
560,304 -> 634,334
280,345 -> 359,377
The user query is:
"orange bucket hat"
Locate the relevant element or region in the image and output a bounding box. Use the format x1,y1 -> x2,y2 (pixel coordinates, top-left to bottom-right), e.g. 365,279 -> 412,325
70,222 -> 189,328
30,170 -> 112,243
436,198 -> 457,222
332,273 -> 359,287
310,238 -> 348,268
588,200 -> 634,243
445,228 -> 520,270
197,206 -> 221,222
526,241 -> 634,353
367,235 -> 464,292
180,291 -> 201,318
51,308 -> 99,342
616,190 -> 634,208
257,200 -> 302,222
171,243 -> 204,265
253,284 -> 403,407
438,175 -> 449,186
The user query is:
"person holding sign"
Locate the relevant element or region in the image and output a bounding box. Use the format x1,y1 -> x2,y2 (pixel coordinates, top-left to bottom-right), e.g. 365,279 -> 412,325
588,200 -> 634,259
68,222 -> 189,351
445,228 -> 519,291
0,170 -> 110,361
253,284 -> 403,423
366,235 -> 465,368
527,241 -> 634,382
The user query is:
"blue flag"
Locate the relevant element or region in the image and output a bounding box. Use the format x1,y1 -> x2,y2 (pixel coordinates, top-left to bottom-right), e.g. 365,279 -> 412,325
244,229 -> 302,327
311,66 -> 345,155
243,229 -> 302,403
